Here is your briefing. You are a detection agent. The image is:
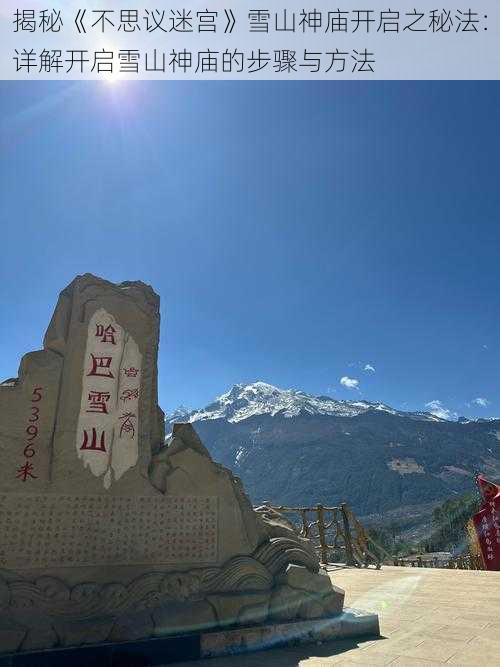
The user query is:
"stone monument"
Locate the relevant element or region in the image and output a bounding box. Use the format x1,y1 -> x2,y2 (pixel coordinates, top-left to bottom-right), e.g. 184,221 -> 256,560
0,274 -> 377,659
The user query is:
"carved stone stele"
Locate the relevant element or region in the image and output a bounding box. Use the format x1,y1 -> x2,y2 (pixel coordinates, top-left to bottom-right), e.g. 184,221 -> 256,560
0,275 -> 345,655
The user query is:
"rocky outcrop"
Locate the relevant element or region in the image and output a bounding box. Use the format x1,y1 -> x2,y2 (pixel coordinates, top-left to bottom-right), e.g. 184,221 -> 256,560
150,423 -> 266,563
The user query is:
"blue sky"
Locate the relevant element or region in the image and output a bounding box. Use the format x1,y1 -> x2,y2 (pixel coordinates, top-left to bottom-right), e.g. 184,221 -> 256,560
1,81 -> 499,419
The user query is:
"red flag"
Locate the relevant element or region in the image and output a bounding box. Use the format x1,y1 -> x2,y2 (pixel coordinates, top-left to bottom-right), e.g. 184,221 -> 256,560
472,475 -> 500,570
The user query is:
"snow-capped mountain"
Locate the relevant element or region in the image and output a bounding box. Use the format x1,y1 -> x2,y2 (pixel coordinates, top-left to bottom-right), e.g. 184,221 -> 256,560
167,381 -> 443,425
164,381 -> 500,537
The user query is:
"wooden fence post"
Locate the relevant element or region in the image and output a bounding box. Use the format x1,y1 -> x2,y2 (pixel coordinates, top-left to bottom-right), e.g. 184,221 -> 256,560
340,503 -> 355,566
316,504 -> 329,565
299,509 -> 309,538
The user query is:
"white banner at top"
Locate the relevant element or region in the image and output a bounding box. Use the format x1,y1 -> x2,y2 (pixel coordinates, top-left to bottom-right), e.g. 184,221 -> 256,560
0,1 -> 499,80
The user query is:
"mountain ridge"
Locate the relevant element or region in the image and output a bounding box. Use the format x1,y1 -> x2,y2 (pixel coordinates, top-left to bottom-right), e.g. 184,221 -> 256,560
164,381 -> 500,539
166,381 -> 452,425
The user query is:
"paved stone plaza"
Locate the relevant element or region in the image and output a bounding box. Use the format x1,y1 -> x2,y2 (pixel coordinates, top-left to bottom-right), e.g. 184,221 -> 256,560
171,565 -> 500,666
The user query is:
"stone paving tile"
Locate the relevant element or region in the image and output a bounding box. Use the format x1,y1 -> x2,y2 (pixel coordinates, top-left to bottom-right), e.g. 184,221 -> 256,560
334,653 -> 399,666
390,658 -> 443,666
393,639 -> 461,663
361,639 -> 425,657
481,624 -> 500,637
419,613 -> 462,626
377,621 -> 403,634
399,621 -> 451,634
424,625 -> 478,643
445,644 -> 500,666
466,625 -> 500,643
384,612 -> 427,623
463,634 -> 500,650
380,624 -> 431,639
446,613 -> 492,630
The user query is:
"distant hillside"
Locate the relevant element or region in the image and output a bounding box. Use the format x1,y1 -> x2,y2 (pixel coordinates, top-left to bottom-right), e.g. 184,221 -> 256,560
422,492 -> 482,554
166,382 -> 500,527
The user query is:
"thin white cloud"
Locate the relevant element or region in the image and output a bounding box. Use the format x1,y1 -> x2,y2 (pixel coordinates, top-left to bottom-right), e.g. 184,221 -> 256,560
425,400 -> 458,421
363,364 -> 376,373
472,397 -> 490,407
340,376 -> 360,390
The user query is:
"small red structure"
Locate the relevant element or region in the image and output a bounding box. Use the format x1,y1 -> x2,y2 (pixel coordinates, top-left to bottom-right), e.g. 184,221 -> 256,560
471,475 -> 500,570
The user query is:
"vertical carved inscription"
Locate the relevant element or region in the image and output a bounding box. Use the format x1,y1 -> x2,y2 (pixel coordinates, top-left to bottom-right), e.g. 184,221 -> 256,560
76,308 -> 142,489
16,386 -> 44,482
